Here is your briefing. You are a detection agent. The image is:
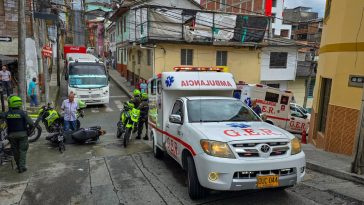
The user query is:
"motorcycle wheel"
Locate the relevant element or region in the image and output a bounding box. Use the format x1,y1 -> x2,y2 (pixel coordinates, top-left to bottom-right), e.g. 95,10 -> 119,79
59,141 -> 66,153
116,128 -> 121,139
123,128 -> 131,148
28,125 -> 42,143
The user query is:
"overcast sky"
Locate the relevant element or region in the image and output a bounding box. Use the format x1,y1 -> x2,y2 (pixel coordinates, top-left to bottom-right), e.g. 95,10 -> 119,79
284,0 -> 326,17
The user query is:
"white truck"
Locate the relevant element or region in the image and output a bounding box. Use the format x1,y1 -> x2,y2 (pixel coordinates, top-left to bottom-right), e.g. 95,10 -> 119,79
65,55 -> 110,105
148,68 -> 306,199
235,84 -> 310,133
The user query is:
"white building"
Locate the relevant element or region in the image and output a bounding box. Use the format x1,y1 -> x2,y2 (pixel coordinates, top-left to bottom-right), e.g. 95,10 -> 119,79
260,38 -> 300,89
271,0 -> 292,38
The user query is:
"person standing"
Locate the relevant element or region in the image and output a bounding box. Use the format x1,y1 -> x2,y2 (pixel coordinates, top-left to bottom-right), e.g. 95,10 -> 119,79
251,99 -> 262,116
0,65 -> 12,96
28,77 -> 38,107
140,80 -> 147,93
136,93 -> 149,140
61,92 -> 79,131
4,96 -> 34,173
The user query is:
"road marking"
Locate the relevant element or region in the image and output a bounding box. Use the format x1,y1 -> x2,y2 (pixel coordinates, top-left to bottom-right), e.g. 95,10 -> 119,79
91,108 -> 99,113
110,96 -> 129,98
114,100 -> 124,110
105,106 -> 114,112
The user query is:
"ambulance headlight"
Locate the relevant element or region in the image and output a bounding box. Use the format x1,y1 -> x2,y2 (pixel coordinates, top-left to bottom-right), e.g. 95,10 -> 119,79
291,138 -> 302,155
200,140 -> 235,159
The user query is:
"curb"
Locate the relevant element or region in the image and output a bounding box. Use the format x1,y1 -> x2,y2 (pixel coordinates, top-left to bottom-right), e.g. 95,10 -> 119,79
306,160 -> 364,185
109,73 -> 132,98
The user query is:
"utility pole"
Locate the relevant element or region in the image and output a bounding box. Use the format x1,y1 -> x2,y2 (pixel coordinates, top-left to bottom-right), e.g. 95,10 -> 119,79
18,0 -> 27,109
56,23 -> 61,87
351,84 -> 364,174
303,48 -> 316,109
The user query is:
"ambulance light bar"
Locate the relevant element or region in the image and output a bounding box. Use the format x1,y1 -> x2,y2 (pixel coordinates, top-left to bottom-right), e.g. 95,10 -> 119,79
174,66 -> 224,72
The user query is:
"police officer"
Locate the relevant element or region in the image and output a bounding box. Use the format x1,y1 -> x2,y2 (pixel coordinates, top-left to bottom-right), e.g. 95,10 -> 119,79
136,93 -> 149,140
131,89 -> 141,108
5,96 -> 34,173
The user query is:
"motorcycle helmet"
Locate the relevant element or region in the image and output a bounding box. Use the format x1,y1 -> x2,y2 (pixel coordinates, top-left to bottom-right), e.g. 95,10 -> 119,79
141,93 -> 148,101
8,95 -> 22,109
78,100 -> 87,109
133,89 -> 141,97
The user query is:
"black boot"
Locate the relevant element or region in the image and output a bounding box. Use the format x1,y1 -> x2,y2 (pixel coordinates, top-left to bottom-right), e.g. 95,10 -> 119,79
136,136 -> 141,140
18,167 -> 27,173
143,135 -> 149,140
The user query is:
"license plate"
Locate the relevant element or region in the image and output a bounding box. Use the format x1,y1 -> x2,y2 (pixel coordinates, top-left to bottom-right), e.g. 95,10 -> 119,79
256,175 -> 279,188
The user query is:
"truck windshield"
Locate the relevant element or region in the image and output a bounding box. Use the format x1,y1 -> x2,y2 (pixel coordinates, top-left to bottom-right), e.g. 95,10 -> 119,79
187,99 -> 261,123
69,75 -> 108,88
69,64 -> 106,75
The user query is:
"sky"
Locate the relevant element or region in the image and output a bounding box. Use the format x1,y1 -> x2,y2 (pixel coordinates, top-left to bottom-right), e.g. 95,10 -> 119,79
284,0 -> 326,17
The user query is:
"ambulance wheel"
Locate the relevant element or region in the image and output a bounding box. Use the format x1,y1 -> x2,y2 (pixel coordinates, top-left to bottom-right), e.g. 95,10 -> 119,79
152,133 -> 163,159
187,156 -> 207,200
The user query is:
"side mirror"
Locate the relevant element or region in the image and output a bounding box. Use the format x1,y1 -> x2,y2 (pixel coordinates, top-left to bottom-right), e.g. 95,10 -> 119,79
169,114 -> 182,124
291,113 -> 298,117
303,114 -> 308,119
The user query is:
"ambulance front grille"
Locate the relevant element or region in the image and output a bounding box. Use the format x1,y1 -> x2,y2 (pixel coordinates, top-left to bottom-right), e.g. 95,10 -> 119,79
232,141 -> 290,158
233,168 -> 296,179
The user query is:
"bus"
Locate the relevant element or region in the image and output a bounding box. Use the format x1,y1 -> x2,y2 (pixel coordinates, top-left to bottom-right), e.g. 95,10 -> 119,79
65,58 -> 110,105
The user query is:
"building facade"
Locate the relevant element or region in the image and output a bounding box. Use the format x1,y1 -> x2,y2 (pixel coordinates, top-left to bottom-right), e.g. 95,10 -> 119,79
271,0 -> 291,38
112,0 -> 268,86
309,0 -> 364,155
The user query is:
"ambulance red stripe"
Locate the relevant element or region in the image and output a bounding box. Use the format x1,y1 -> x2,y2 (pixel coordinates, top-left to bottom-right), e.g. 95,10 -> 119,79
149,122 -> 197,156
266,115 -> 290,121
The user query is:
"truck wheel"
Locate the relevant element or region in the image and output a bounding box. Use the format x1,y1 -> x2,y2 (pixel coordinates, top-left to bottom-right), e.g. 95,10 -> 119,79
187,156 -> 207,200
152,133 -> 163,159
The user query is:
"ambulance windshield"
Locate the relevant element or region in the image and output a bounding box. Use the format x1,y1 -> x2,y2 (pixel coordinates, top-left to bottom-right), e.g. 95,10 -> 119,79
187,99 -> 260,123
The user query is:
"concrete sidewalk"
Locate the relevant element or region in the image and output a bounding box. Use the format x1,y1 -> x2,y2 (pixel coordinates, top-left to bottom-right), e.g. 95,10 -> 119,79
108,69 -> 134,98
303,144 -> 364,185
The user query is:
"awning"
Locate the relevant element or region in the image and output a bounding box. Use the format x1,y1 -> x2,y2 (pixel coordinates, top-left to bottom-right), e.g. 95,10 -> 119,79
0,54 -> 17,64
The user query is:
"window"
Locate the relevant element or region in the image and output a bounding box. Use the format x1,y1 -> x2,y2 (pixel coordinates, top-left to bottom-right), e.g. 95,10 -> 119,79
269,52 -> 288,68
267,83 -> 280,88
272,28 -> 275,35
216,51 -> 227,66
181,49 -> 193,65
123,16 -> 127,32
119,20 -> 123,34
306,79 -> 316,98
265,92 -> 279,103
137,50 -> 142,64
157,80 -> 162,94
271,13 -> 276,23
272,0 -> 277,7
0,0 -> 4,16
280,96 -> 289,105
120,49 -> 123,63
151,79 -> 157,95
124,48 -> 127,64
220,0 -> 226,11
147,49 -> 152,66
317,78 -> 332,133
171,101 -> 184,121
280,29 -> 289,38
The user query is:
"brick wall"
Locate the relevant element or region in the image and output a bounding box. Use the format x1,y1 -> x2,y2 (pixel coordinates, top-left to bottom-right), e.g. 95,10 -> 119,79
310,105 -> 359,155
201,0 -> 265,14
0,0 -> 32,37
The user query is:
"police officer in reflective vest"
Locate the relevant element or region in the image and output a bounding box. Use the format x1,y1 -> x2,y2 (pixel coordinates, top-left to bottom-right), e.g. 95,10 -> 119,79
5,96 -> 34,173
136,93 -> 149,140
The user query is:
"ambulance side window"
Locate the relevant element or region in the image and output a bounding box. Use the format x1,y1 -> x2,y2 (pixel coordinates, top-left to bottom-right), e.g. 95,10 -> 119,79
280,95 -> 289,105
151,79 -> 157,95
171,101 -> 184,121
157,80 -> 162,94
265,92 -> 279,103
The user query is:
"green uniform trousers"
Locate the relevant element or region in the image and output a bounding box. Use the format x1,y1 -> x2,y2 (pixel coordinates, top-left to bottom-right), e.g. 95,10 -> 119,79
8,134 -> 28,170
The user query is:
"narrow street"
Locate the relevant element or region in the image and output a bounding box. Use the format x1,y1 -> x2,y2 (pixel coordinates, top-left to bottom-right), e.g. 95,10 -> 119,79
0,78 -> 362,205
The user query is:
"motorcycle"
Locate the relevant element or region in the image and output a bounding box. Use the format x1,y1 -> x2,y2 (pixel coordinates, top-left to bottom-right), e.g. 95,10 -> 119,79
116,102 -> 140,147
46,126 -> 105,153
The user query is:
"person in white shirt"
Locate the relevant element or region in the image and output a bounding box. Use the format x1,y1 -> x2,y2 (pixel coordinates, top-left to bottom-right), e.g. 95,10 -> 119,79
61,92 -> 79,131
0,65 -> 12,96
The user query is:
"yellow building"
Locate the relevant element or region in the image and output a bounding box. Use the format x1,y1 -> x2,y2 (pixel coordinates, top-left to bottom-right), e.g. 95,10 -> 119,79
309,0 -> 364,155
127,43 -> 261,84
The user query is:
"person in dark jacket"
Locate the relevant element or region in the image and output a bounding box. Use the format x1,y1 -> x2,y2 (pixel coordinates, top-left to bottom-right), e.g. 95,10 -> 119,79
3,96 -> 34,173
251,99 -> 262,116
136,93 -> 149,140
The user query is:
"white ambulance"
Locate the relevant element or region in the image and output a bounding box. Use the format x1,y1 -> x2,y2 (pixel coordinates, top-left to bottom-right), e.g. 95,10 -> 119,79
148,67 -> 306,199
235,84 -> 310,133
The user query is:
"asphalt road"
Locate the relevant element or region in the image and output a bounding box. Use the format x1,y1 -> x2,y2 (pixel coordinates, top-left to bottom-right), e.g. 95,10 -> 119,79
0,79 -> 361,205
